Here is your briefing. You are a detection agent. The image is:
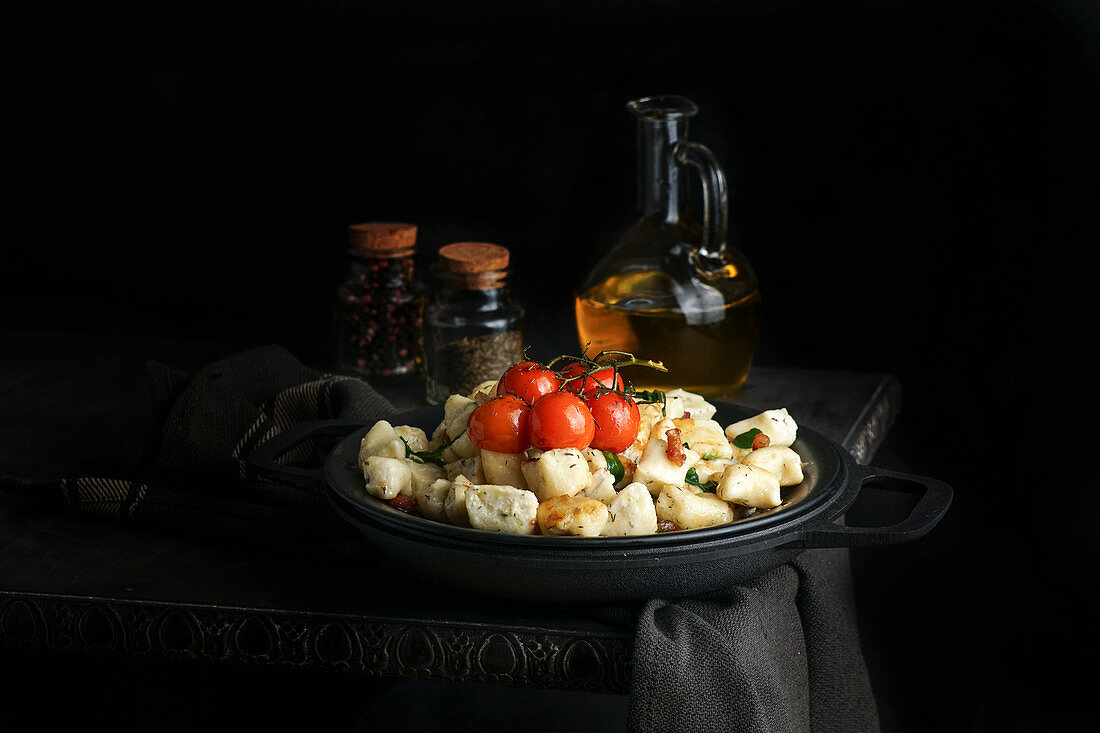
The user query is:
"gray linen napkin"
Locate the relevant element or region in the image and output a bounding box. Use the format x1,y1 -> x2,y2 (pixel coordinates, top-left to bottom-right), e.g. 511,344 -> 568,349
1,345 -> 880,732
593,548 -> 880,732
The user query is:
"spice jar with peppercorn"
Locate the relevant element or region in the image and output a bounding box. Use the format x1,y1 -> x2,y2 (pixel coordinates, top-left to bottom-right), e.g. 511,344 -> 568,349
424,242 -> 526,404
336,222 -> 425,378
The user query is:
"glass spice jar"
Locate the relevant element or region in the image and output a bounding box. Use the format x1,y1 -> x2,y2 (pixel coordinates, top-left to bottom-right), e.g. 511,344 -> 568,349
336,221 -> 425,378
424,242 -> 526,404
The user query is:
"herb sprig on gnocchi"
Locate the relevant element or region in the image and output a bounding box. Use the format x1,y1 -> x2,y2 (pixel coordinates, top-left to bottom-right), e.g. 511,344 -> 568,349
357,351 -> 805,536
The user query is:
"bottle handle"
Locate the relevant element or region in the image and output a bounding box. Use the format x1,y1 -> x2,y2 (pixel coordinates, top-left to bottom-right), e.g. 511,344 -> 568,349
675,140 -> 728,261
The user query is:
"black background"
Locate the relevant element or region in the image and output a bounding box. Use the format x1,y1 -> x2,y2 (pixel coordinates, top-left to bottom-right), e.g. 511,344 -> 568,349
4,0 -> 1099,730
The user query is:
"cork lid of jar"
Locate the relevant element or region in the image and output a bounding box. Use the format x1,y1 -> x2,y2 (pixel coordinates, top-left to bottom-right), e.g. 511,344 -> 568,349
437,242 -> 511,288
348,222 -> 417,258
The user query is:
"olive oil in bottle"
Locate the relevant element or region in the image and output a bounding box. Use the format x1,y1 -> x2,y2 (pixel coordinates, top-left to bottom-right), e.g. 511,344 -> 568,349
575,270 -> 761,396
574,95 -> 762,396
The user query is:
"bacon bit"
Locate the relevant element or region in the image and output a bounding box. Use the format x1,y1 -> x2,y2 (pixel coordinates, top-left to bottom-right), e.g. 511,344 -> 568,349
388,495 -> 419,513
682,411 -> 691,419
665,428 -> 686,466
751,432 -> 771,451
657,519 -> 681,532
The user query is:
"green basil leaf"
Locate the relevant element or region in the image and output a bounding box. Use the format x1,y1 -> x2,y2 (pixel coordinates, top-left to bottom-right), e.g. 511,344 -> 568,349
731,427 -> 763,450
602,451 -> 624,484
631,388 -> 667,415
685,467 -> 717,493
401,429 -> 466,468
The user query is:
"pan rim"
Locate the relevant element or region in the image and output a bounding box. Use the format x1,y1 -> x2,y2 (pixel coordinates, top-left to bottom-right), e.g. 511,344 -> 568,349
324,400 -> 859,552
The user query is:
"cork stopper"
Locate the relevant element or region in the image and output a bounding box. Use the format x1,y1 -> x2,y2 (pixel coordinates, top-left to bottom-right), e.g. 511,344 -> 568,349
437,242 -> 510,288
348,222 -> 417,258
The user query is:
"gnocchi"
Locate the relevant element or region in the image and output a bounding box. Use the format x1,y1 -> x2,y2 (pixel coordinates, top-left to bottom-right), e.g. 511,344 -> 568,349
357,357 -> 806,537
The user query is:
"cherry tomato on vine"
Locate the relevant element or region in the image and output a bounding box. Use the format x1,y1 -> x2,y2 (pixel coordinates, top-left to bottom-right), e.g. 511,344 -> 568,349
584,390 -> 641,454
467,395 -> 531,454
496,361 -> 562,406
560,361 -> 627,396
529,391 -> 596,450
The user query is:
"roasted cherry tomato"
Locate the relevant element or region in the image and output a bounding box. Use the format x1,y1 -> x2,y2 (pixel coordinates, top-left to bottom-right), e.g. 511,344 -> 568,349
584,390 -> 640,453
560,361 -> 627,396
496,361 -> 562,406
529,391 -> 596,450
467,394 -> 531,454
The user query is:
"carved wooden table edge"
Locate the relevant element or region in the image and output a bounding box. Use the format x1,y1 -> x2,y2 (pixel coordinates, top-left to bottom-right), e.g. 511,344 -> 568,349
0,591 -> 634,694
842,374 -> 902,465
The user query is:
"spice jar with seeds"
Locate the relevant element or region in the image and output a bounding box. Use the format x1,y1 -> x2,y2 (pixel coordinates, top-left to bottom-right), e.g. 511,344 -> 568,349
336,222 -> 425,378
424,242 -> 526,404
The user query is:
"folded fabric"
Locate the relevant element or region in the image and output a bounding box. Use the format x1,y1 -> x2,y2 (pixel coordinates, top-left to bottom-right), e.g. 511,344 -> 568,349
2,345 -> 398,558
588,548 -> 880,732
1,345 -> 879,732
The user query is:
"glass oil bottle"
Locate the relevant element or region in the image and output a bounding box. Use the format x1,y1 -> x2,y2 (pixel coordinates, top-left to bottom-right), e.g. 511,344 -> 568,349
574,95 -> 761,395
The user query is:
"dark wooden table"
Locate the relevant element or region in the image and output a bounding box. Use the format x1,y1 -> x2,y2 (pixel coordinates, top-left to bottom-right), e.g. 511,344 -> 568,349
0,332 -> 901,699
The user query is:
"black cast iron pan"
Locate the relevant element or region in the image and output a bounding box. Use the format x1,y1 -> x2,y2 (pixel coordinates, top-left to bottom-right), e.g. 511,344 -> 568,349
250,402 -> 952,603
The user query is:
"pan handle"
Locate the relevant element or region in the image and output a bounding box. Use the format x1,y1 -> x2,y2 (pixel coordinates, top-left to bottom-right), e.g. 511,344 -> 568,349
247,419 -> 365,492
794,465 -> 953,548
